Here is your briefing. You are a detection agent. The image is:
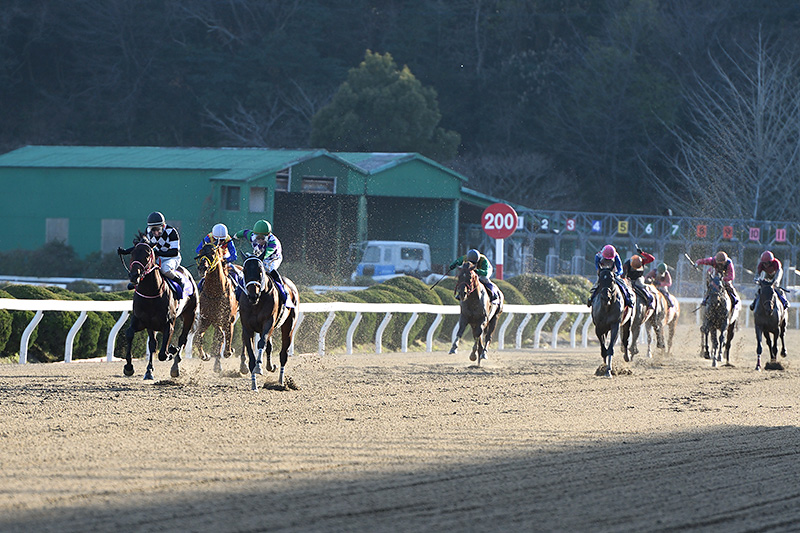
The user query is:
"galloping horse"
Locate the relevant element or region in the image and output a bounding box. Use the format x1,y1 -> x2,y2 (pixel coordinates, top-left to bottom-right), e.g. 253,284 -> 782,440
194,242 -> 243,372
620,280 -> 654,362
700,272 -> 739,367
591,268 -> 632,377
448,262 -> 504,365
239,256 -> 299,390
124,242 -> 198,380
753,279 -> 787,371
644,283 -> 680,357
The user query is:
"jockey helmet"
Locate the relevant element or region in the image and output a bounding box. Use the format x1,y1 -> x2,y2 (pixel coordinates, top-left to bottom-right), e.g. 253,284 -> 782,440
601,245 -> 616,260
630,255 -> 642,269
715,251 -> 728,264
760,251 -> 774,263
657,262 -> 667,274
466,249 -> 480,263
212,223 -> 228,241
147,211 -> 165,228
253,219 -> 271,236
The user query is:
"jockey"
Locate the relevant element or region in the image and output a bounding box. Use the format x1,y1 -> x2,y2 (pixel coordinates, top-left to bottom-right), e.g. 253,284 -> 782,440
750,250 -> 789,311
195,223 -> 241,291
233,219 -> 293,308
587,244 -> 634,307
645,262 -> 674,308
448,248 -> 501,303
118,211 -> 183,292
696,251 -> 739,307
622,245 -> 655,309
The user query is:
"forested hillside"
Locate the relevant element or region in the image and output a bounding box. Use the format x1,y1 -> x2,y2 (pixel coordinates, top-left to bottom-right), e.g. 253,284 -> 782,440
3,0 -> 800,217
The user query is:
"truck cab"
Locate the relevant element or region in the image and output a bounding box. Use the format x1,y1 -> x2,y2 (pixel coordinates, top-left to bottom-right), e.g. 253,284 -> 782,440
350,241 -> 432,282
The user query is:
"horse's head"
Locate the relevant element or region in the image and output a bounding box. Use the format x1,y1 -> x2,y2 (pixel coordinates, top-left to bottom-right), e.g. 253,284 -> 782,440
129,243 -> 157,287
195,242 -> 222,278
757,279 -> 777,314
242,256 -> 268,305
595,268 -> 618,306
455,262 -> 479,301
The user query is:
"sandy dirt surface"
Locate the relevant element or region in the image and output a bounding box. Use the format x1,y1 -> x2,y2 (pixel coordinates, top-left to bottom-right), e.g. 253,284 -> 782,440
1,323 -> 799,532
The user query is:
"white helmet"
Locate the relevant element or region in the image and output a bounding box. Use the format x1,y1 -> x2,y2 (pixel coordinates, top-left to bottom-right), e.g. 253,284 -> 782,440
212,223 -> 228,241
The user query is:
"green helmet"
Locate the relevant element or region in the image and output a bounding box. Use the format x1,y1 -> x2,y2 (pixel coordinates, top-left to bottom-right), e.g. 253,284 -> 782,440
253,220 -> 271,235
657,262 -> 667,274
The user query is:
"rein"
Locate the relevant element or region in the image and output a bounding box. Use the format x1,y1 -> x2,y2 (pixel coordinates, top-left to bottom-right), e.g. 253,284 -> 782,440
130,245 -> 167,298
455,269 -> 478,299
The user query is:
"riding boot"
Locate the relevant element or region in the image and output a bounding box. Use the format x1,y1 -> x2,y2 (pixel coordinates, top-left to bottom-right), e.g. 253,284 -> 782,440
587,286 -> 596,307
163,269 -> 183,298
269,269 -> 294,308
750,296 -> 757,311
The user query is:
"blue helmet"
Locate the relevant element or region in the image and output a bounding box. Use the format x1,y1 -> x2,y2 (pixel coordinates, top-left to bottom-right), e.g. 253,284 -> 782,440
466,249 -> 480,263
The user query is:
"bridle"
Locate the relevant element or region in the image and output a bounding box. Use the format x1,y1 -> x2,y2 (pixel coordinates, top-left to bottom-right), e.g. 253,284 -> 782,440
243,256 -> 267,303
129,243 -> 165,298
455,264 -> 478,300
195,244 -> 223,276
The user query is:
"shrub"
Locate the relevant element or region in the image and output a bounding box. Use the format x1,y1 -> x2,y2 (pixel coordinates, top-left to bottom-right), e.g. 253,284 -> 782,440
506,273 -> 567,304
0,308 -> 11,354
66,279 -> 101,294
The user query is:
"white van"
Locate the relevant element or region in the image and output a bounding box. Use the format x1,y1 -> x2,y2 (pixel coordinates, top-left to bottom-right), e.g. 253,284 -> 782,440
350,241 -> 432,282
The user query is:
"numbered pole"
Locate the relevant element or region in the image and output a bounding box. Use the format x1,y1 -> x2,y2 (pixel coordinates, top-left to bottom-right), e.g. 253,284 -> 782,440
496,238 -> 504,280
482,203 -> 518,281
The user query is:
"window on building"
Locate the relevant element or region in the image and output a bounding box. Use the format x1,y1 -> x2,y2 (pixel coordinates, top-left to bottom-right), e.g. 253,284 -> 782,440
249,187 -> 266,212
276,171 -> 289,192
222,185 -> 240,211
46,218 -> 69,244
101,219 -> 125,254
301,176 -> 335,194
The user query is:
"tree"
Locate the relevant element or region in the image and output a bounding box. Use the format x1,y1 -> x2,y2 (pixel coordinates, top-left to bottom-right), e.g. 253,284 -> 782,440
311,50 -> 460,161
649,32 -> 800,221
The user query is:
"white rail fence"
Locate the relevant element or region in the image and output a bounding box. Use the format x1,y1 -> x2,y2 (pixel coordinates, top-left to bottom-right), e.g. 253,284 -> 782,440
1,298 -> 797,364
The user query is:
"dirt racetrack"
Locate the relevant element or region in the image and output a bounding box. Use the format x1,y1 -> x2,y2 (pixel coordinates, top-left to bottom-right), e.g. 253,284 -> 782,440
2,322 -> 800,532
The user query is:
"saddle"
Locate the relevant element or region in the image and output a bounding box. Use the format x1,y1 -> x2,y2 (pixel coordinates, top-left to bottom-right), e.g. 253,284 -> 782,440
166,269 -> 194,300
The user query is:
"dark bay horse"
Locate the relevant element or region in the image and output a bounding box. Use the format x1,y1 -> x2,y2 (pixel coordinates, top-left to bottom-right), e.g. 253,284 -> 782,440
194,242 -> 243,373
125,243 -> 199,380
620,280 -> 653,362
591,268 -> 632,377
239,256 -> 299,390
700,272 -> 739,367
753,279 -> 787,371
448,263 -> 504,365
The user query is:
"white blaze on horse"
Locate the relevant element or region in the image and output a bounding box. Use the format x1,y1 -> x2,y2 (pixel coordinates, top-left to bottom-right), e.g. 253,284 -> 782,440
124,242 -> 199,380
753,279 -> 787,371
238,256 -> 299,391
448,262 -> 504,366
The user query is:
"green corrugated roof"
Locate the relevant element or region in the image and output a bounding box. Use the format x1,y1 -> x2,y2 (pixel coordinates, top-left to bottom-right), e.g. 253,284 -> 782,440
0,146 -> 324,174
335,152 -> 468,181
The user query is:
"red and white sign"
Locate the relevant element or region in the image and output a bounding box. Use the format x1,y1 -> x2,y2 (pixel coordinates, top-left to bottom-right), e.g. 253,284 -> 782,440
482,203 -> 518,239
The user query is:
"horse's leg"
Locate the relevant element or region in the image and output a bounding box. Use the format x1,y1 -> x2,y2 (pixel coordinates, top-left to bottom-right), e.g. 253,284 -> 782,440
755,325 -> 763,371
276,311 -> 297,387
469,324 -> 482,362
123,316 -> 142,377
725,322 -> 736,366
621,321 -> 631,362
263,337 -> 275,373
212,325 -> 223,374
144,330 -> 157,380
482,314 -> 499,359
780,317 -> 787,358
242,326 -> 258,390
170,308 -> 195,379
667,320 -> 676,355
449,317 -> 467,355
195,316 -> 209,361
605,325 -> 617,377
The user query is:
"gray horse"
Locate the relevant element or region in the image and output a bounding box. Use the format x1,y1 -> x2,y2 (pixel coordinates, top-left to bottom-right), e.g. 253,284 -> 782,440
700,272 -> 739,367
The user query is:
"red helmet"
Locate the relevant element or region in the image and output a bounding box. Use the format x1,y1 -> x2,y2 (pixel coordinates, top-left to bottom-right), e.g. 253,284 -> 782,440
601,245 -> 616,260
760,251 -> 774,263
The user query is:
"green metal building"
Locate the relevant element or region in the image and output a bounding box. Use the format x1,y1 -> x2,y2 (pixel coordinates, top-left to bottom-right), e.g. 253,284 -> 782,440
0,146 -> 489,275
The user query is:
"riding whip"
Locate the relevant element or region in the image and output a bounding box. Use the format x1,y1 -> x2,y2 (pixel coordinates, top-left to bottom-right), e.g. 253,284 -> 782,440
429,267 -> 453,290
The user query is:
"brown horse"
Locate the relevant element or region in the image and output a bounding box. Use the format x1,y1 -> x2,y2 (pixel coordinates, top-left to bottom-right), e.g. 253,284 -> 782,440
620,279 -> 651,362
448,262 -> 504,365
124,243 -> 198,380
644,282 -> 680,357
238,256 -> 300,390
194,242 -> 243,373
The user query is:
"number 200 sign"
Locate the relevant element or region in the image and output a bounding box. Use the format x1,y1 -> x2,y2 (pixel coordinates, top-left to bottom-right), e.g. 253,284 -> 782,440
482,203 -> 519,239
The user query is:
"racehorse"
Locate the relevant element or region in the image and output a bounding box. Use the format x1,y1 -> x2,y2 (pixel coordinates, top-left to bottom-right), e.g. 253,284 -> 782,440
700,271 -> 739,367
620,280 -> 653,362
124,242 -> 199,380
753,279 -> 787,371
238,256 -> 299,390
644,284 -> 680,357
591,268 -> 632,377
448,262 -> 504,365
194,242 -> 243,372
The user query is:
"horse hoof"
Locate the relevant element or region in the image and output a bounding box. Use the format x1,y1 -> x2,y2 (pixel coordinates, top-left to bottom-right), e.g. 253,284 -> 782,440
200,354 -> 210,362
213,360 -> 221,373
480,352 -> 487,360
605,370 -> 613,378
469,353 -> 477,361
171,367 -> 179,378
240,363 -> 249,375
267,364 -> 277,373
158,352 -> 168,362
448,348 -> 457,355
123,364 -> 134,377
143,370 -> 154,381
168,345 -> 178,355
623,354 -> 630,363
